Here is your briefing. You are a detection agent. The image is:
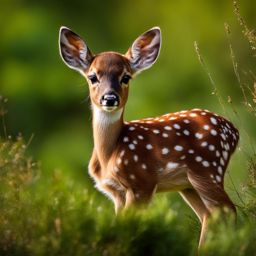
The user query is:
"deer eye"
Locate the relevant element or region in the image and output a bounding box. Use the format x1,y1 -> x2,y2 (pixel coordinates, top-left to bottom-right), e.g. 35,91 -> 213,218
121,74 -> 131,85
88,74 -> 99,84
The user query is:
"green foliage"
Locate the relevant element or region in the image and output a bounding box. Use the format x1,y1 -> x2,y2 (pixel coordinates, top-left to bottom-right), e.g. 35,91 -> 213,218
241,156 -> 256,219
1,137 -> 256,255
0,138 -> 196,255
200,214 -> 256,256
199,159 -> 256,256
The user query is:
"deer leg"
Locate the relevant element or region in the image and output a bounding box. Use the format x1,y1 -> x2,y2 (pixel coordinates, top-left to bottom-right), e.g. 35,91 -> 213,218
108,188 -> 126,215
179,188 -> 210,223
98,179 -> 126,214
186,170 -> 236,248
199,215 -> 209,248
187,171 -> 236,214
125,189 -> 136,208
114,193 -> 126,214
125,185 -> 157,209
179,188 -> 210,247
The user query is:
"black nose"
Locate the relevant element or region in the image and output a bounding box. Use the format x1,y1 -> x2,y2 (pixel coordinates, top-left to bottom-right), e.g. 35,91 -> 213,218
100,93 -> 119,107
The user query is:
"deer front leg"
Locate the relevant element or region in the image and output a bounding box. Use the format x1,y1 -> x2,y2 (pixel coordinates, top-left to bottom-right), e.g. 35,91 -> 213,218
89,153 -> 126,214
111,188 -> 126,215
125,184 -> 158,209
100,179 -> 126,214
125,189 -> 136,208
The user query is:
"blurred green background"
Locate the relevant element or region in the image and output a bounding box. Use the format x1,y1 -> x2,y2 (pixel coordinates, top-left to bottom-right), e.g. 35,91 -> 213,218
1,0 -> 255,199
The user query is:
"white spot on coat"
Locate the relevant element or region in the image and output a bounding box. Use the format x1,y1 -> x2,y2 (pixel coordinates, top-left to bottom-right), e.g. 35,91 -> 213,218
222,151 -> 228,160
195,133 -> 203,139
146,144 -> 153,150
123,137 -> 129,143
129,144 -> 136,150
166,162 -> 179,169
224,143 -> 230,151
142,164 -> 147,170
173,124 -> 181,129
216,175 -> 222,183
203,125 -> 210,130
195,156 -> 202,162
209,145 -> 215,151
164,126 -> 172,130
133,155 -> 139,162
210,117 -> 218,125
220,133 -> 226,140
201,142 -> 208,147
211,129 -> 217,136
174,145 -> 183,151
202,161 -> 210,167
218,166 -> 223,175
130,174 -> 136,180
183,130 -> 190,136
220,158 -> 225,166
138,135 -> 144,140
162,148 -> 170,155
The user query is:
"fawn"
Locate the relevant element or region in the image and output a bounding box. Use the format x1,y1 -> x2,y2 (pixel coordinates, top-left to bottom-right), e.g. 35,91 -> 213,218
59,26 -> 239,247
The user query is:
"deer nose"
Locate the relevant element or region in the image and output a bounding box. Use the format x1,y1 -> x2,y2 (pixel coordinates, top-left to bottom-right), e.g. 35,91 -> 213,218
100,93 -> 119,107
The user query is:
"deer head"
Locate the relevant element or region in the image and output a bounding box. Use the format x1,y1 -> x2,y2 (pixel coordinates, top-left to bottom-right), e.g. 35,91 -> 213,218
59,26 -> 161,112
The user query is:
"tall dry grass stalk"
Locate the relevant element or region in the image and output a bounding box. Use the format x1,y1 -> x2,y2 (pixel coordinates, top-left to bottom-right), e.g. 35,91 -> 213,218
194,0 -> 256,213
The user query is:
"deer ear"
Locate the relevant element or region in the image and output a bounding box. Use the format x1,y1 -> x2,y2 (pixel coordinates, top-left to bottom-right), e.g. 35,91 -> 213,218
59,26 -> 93,72
125,27 -> 161,74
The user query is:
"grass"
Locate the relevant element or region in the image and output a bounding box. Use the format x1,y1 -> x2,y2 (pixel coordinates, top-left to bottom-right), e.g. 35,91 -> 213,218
0,137 -> 196,256
1,1 -> 256,255
0,133 -> 256,256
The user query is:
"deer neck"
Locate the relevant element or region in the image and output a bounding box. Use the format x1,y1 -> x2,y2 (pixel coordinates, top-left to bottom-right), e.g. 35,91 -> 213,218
92,105 -> 124,168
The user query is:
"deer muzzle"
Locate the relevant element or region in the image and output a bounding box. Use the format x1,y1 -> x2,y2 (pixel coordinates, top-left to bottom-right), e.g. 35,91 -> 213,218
100,93 -> 120,111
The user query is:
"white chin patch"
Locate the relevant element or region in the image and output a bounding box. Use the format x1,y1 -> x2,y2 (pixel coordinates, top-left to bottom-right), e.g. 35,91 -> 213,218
102,106 -> 118,112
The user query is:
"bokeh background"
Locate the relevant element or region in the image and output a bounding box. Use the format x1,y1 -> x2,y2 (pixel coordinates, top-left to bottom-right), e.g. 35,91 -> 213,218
1,0 -> 256,255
